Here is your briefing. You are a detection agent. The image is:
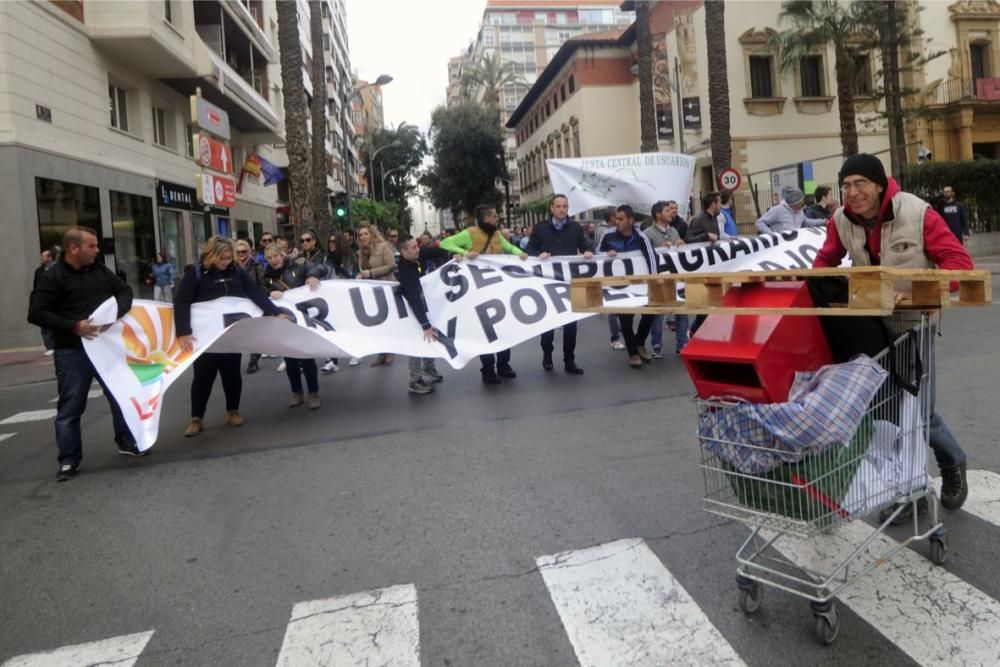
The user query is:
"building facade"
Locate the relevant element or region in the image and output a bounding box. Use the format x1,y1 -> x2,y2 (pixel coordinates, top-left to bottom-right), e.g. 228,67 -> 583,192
0,0 -> 356,348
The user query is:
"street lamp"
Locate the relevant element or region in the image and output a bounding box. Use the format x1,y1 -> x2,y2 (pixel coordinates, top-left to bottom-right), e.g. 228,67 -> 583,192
341,73 -> 393,223
367,140 -> 401,199
381,163 -> 407,203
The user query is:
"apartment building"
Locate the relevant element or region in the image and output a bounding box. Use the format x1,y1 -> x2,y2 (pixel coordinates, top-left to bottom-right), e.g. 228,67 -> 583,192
448,0 -> 633,217
0,0 -> 355,348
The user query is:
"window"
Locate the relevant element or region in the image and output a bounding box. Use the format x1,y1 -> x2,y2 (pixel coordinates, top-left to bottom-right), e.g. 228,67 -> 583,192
109,84 -> 128,132
852,53 -> 872,96
558,31 -> 570,42
152,107 -> 168,147
164,0 -> 173,23
749,56 -> 774,98
561,83 -> 566,103
799,56 -> 823,97
535,12 -> 547,24
556,12 -> 567,25
971,42 -> 990,80
110,191 -> 156,297
323,33 -> 330,51
35,178 -> 101,256
568,74 -> 575,93
484,29 -> 495,47
185,124 -> 195,157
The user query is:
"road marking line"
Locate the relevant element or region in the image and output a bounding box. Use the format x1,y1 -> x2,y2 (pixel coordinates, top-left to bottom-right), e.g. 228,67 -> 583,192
0,409 -> 57,425
275,584 -> 420,666
2,630 -> 154,667
933,469 -> 1000,527
537,538 -> 745,667
772,522 -> 1000,665
48,389 -> 103,403
0,433 -> 14,443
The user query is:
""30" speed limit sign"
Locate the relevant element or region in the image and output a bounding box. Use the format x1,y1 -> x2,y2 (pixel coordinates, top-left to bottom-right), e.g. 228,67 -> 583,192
718,168 -> 742,191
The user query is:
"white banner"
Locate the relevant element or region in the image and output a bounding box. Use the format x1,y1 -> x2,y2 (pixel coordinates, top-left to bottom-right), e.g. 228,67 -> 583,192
82,229 -> 828,450
546,152 -> 697,217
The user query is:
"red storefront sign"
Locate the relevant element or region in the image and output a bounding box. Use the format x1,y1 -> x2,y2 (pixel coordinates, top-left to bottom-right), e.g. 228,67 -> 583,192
197,173 -> 237,208
197,133 -> 233,173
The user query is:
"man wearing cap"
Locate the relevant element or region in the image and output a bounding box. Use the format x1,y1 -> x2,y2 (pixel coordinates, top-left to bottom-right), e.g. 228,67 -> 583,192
813,153 -> 974,513
756,186 -> 828,234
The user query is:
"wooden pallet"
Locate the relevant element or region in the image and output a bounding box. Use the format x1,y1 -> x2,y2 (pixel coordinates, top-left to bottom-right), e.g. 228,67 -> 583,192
569,267 -> 992,316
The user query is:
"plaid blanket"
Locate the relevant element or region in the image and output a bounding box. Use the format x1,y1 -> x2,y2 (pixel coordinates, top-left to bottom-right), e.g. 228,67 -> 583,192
699,355 -> 888,474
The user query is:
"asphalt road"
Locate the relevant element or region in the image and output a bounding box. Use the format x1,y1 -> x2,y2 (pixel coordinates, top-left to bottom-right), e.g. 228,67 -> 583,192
2,302 -> 999,666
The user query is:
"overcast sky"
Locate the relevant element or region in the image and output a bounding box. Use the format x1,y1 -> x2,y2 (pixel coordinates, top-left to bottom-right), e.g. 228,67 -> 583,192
344,0 -> 485,134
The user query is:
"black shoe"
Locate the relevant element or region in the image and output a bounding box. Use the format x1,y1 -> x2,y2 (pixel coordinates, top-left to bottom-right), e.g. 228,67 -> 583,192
940,462 -> 968,510
481,368 -> 502,385
497,365 -> 517,379
117,443 -> 148,457
246,360 -> 260,374
56,464 -> 79,482
564,362 -> 584,375
879,496 -> 929,526
542,353 -> 554,371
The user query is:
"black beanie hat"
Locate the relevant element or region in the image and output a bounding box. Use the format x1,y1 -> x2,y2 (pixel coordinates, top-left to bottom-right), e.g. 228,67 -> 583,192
838,154 -> 888,189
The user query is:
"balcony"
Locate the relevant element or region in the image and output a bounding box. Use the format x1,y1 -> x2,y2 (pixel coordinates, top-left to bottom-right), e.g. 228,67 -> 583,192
87,0 -> 197,77
162,4 -> 281,142
222,0 -> 277,62
938,77 -> 1000,105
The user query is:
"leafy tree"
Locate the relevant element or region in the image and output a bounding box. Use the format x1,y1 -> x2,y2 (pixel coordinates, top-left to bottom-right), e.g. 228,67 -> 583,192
421,103 -> 504,218
351,198 -> 401,232
771,0 -> 871,157
276,0 -> 313,233
360,122 -> 427,207
308,0 -> 329,241
706,0 -> 732,175
462,52 -> 526,107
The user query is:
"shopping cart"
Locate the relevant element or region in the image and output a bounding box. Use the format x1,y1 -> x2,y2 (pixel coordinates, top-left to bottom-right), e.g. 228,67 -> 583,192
697,315 -> 945,645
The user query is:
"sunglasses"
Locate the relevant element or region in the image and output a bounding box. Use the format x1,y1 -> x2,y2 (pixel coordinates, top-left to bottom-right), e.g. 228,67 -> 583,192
261,238 -> 273,244
237,250 -> 249,255
300,237 -> 314,243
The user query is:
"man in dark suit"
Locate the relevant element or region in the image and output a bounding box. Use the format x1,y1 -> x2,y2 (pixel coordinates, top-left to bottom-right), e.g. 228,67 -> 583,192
526,194 -> 592,374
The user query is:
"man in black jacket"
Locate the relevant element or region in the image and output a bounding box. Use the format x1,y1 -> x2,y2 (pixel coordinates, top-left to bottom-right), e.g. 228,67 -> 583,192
396,235 -> 450,394
526,194 -> 592,374
27,227 -> 144,481
685,192 -> 721,244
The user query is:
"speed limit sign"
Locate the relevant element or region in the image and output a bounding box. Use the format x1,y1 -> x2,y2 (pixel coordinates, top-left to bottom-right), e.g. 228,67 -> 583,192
718,168 -> 742,191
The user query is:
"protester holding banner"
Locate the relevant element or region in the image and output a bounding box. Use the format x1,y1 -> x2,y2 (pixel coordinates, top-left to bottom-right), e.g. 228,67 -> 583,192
440,204 -> 528,384
175,236 -> 283,437
28,226 -> 145,481
686,192 -> 722,244
599,206 -> 658,369
395,234 -> 449,394
526,194 -> 591,374
357,223 -> 398,367
646,201 -> 689,357
262,244 -> 329,410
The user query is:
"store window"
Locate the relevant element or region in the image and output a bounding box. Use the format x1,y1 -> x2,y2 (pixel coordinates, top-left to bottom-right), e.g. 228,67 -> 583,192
192,212 -> 211,254
35,177 -> 101,255
110,191 -> 155,297
159,209 -> 183,270
235,219 -> 250,240
252,222 -> 264,245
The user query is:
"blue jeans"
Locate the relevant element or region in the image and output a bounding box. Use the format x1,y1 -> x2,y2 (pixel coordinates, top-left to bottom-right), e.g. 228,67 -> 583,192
674,314 -> 690,352
927,327 -> 964,469
608,314 -> 620,341
285,358 -> 319,394
53,347 -> 134,466
652,315 -> 689,352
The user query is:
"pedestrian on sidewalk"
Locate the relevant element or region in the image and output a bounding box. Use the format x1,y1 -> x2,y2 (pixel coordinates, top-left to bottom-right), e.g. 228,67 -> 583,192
33,248 -> 56,355
599,205 -> 658,369
27,226 -> 145,482
175,236 -> 284,437
938,185 -> 971,245
526,193 -> 591,375
263,243 -> 328,410
150,252 -> 175,303
395,234 -> 450,394
440,204 -> 529,384
357,223 -> 398,367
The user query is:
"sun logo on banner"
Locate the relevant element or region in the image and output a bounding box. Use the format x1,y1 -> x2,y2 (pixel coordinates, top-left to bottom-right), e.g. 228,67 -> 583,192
121,305 -> 191,385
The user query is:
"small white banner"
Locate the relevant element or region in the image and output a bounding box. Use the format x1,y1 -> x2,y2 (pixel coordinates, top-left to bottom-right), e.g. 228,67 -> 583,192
547,152 -> 697,218
82,229 -> 827,450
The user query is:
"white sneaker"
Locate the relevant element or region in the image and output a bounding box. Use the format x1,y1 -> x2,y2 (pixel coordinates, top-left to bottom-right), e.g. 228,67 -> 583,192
276,360 -> 286,372
610,340 -> 625,351
43,349 -> 54,356
321,360 -> 339,373
348,357 -> 361,367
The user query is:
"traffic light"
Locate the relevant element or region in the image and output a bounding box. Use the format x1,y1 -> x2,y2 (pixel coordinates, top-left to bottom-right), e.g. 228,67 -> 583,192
333,192 -> 348,222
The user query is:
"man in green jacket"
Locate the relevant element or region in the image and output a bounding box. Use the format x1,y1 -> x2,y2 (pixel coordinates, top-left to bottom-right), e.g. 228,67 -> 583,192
440,205 -> 527,384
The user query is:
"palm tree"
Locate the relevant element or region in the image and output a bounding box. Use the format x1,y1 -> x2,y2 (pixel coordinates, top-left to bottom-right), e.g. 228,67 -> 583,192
706,0 -> 732,174
276,0 -> 313,233
461,52 -> 526,108
634,1 -> 657,153
771,0 -> 869,157
308,1 -> 329,241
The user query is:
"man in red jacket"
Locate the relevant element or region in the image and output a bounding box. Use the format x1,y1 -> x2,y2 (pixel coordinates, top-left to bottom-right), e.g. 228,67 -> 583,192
814,154 -> 973,513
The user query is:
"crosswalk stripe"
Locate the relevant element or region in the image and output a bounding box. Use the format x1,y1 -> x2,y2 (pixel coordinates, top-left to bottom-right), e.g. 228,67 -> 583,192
0,410 -> 57,425
933,469 -> 1000,527
772,522 -> 1000,665
48,389 -> 103,403
0,433 -> 15,443
537,538 -> 745,667
275,584 -> 420,666
1,630 -> 154,667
